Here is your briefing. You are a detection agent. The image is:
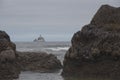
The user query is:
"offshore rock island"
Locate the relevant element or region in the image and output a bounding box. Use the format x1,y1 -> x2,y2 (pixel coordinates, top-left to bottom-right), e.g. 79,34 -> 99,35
62,5 -> 120,79
34,35 -> 45,42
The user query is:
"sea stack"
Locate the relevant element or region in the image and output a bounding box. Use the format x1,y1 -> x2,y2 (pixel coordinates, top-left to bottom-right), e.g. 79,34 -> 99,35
0,31 -> 20,79
62,5 -> 120,78
34,35 -> 45,42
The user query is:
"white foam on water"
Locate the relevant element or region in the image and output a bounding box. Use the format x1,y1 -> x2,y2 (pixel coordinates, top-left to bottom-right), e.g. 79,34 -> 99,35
16,48 -> 34,52
45,47 -> 69,51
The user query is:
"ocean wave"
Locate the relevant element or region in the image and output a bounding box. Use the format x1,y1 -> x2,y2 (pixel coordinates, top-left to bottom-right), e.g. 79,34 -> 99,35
45,47 -> 69,51
16,47 -> 70,52
16,48 -> 35,52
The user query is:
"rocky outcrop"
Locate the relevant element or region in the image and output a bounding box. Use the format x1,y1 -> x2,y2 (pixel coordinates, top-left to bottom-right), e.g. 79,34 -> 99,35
0,31 -> 10,41
62,5 -> 120,78
17,52 -> 62,72
0,30 -> 62,79
91,5 -> 120,26
0,31 -> 20,79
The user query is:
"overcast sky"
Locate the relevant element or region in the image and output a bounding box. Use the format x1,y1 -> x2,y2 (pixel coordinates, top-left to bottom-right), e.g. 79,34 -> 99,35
0,0 -> 120,41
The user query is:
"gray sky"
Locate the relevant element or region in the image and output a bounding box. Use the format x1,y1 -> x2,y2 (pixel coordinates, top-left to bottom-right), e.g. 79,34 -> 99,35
0,0 -> 120,41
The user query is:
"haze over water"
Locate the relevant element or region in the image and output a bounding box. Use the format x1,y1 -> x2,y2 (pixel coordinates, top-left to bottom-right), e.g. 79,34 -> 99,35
0,0 -> 119,41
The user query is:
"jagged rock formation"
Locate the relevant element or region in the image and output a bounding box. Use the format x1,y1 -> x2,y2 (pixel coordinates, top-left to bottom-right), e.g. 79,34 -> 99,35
62,5 -> 120,78
0,31 -> 20,80
17,52 -> 62,72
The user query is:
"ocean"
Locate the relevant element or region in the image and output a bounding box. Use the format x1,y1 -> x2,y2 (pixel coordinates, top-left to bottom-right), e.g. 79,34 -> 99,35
14,41 -> 71,80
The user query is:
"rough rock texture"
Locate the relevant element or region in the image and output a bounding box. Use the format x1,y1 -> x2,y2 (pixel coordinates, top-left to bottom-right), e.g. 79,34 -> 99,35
0,30 -> 62,79
0,50 -> 16,62
17,52 -> 62,72
91,5 -> 120,26
62,5 -> 120,78
0,31 -> 20,80
0,31 -> 10,41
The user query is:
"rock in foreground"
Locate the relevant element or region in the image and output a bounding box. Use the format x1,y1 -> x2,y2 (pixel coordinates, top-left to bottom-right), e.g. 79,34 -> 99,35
62,5 -> 120,79
0,31 -> 20,79
17,52 -> 62,72
0,30 -> 62,80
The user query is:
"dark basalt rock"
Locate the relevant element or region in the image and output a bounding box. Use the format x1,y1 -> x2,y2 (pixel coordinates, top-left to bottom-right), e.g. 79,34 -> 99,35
17,52 -> 62,72
91,5 -> 120,26
62,5 -> 120,79
0,31 -> 20,80
0,31 -> 10,42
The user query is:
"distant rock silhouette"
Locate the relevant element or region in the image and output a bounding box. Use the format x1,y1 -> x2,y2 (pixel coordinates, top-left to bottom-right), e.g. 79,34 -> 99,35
62,5 -> 120,79
34,35 -> 45,42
